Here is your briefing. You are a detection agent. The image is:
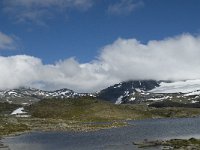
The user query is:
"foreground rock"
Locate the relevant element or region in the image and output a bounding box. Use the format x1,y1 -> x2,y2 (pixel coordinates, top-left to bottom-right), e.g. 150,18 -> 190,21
133,138 -> 200,150
0,139 -> 9,149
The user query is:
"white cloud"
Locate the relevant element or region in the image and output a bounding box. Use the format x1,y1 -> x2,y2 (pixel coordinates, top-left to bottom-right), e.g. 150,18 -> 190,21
1,34 -> 200,92
99,34 -> 200,81
108,0 -> 144,15
3,0 -> 93,25
0,31 -> 17,50
0,55 -> 118,92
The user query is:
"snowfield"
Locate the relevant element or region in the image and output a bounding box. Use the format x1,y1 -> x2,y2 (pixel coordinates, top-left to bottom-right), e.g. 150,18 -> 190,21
150,79 -> 200,93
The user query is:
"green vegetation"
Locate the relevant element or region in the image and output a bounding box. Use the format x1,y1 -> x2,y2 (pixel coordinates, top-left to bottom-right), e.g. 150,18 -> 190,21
0,102 -> 20,114
149,106 -> 200,118
133,138 -> 200,149
149,100 -> 200,108
27,97 -> 150,121
0,117 -> 29,136
28,97 -> 200,121
1,97 -> 200,137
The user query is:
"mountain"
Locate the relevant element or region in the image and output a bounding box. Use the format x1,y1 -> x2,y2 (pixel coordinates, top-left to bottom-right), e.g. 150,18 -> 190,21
0,87 -> 93,105
97,80 -> 160,104
97,80 -> 200,104
1,79 -> 200,105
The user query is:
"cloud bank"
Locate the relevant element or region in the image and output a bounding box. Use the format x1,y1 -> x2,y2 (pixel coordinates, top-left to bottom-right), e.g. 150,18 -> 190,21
1,34 -> 200,92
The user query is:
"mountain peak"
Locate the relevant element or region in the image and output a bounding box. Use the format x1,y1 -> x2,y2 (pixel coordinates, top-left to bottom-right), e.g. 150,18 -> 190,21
98,80 -> 159,103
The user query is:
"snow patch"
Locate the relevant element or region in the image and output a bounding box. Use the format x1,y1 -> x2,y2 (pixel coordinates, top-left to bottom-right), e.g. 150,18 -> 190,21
124,91 -> 129,96
115,96 -> 123,104
191,100 -> 199,103
184,90 -> 200,96
135,88 -> 142,92
148,96 -> 171,101
22,102 -> 29,105
129,97 -> 136,101
114,83 -> 122,88
6,99 -> 12,103
11,107 -> 26,115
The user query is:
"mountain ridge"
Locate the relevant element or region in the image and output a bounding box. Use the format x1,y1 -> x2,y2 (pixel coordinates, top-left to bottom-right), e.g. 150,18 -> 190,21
1,79 -> 200,105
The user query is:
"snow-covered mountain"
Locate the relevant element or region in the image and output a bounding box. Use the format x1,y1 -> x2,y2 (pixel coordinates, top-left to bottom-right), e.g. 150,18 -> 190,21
97,79 -> 200,104
97,80 -> 160,104
0,87 -> 93,105
1,79 -> 200,105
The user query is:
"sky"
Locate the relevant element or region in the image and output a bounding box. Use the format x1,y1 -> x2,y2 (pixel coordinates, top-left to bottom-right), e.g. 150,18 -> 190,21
0,0 -> 200,92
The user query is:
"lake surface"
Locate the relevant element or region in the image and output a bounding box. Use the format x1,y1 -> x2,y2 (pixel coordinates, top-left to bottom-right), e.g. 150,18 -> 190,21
2,117 -> 200,150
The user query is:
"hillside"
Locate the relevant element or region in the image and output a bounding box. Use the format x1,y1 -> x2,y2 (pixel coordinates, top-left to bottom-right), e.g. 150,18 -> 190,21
27,97 -> 148,121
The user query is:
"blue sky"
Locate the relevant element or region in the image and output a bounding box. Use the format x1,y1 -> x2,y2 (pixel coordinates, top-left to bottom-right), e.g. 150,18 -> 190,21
1,0 -> 200,91
0,0 -> 200,64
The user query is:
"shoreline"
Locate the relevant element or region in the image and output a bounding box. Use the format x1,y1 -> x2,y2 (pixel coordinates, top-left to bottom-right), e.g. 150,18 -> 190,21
0,118 -> 129,138
2,117 -> 200,150
1,115 -> 200,139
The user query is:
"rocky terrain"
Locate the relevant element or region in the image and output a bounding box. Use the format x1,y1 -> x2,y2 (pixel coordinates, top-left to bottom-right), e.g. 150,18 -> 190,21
133,138 -> 200,149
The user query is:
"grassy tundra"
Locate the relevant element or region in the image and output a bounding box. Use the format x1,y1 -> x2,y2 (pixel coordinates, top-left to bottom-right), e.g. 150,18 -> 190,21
1,97 -> 200,136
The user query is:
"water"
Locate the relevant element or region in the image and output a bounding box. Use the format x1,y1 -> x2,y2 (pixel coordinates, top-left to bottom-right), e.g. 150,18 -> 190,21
2,117 -> 200,150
